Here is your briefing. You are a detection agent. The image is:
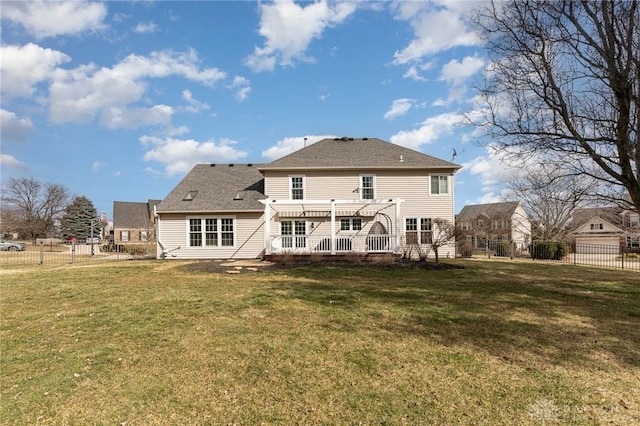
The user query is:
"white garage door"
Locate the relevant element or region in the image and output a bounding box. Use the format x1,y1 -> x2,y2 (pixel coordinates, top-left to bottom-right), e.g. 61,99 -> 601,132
575,237 -> 620,254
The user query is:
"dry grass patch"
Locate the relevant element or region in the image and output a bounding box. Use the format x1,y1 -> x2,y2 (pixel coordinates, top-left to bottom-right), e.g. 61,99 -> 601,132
1,260 -> 639,425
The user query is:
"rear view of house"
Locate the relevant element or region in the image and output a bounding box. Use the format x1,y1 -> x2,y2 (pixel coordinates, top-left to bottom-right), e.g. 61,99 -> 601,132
155,137 -> 461,259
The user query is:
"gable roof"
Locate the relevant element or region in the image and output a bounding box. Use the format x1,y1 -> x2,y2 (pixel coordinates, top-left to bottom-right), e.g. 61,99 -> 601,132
569,207 -> 624,229
156,164 -> 265,213
258,137 -> 461,171
456,201 -> 522,222
113,199 -> 161,228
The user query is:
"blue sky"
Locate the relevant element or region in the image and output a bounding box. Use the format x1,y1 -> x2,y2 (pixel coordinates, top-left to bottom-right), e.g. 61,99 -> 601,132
1,0 -> 503,218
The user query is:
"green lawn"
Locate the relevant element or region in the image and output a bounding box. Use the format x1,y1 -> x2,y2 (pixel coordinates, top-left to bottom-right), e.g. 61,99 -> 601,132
1,260 -> 638,425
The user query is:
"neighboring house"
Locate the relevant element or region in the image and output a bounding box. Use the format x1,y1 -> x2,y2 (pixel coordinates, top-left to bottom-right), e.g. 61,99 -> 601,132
569,207 -> 640,252
155,137 -> 461,259
112,199 -> 162,243
456,201 -> 532,249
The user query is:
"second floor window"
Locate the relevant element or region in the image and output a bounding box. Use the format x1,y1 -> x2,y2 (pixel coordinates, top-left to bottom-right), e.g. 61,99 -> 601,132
431,175 -> 449,195
361,175 -> 375,199
291,176 -> 304,200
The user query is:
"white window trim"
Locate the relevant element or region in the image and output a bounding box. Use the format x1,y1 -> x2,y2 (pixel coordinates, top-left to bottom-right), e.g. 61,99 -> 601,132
339,217 -> 363,232
289,175 -> 305,200
360,174 -> 376,200
404,216 -> 433,245
186,216 -> 236,248
430,174 -> 450,196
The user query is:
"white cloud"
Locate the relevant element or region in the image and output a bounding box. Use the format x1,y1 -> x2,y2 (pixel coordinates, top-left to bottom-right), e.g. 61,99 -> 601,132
1,0 -> 107,39
262,135 -> 337,160
181,90 -> 210,113
392,1 -> 480,64
390,111 -> 467,149
92,161 -> 106,173
439,55 -> 485,86
0,153 -> 27,170
48,49 -> 225,128
245,0 -> 356,72
0,109 -> 35,142
384,98 -> 414,120
134,22 -> 159,34
141,136 -> 248,176
230,76 -> 251,101
460,145 -> 519,203
0,43 -> 70,99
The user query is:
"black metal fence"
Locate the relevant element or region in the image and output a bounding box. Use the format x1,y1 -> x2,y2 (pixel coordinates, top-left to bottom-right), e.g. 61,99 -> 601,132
458,240 -> 640,271
0,241 -> 157,267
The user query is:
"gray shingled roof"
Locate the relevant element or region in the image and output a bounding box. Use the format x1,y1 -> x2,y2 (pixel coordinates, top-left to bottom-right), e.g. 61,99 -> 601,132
569,207 -> 624,229
113,199 -> 161,228
258,137 -> 461,170
456,201 -> 521,221
156,164 -> 265,213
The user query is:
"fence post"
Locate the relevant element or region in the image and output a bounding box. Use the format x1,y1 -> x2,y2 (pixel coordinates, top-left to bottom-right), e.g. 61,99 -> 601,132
39,241 -> 44,265
621,247 -> 624,270
71,241 -> 76,264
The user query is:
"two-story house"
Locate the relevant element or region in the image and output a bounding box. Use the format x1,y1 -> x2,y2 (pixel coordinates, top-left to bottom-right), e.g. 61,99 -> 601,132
155,137 -> 460,259
456,201 -> 532,249
569,207 -> 640,252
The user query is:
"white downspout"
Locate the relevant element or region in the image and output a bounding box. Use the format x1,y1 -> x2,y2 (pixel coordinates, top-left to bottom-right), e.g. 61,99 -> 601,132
330,199 -> 336,255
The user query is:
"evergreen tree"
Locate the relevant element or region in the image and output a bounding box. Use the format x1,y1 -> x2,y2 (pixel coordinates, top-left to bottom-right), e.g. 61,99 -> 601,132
59,196 -> 101,240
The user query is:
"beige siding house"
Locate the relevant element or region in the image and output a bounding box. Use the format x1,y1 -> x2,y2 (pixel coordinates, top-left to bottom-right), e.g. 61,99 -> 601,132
569,207 -> 640,253
155,137 -> 460,259
456,202 -> 532,249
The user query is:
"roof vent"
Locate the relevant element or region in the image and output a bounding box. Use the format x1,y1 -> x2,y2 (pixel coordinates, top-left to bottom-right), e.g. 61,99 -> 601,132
228,164 -> 234,167
398,155 -> 404,163
363,137 -> 368,140
210,164 -> 216,167
234,190 -> 246,200
183,191 -> 198,201
340,136 -> 349,141
247,163 -> 253,167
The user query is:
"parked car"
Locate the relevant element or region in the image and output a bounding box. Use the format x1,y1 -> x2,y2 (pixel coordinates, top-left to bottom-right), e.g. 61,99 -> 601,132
86,237 -> 102,244
0,239 -> 26,251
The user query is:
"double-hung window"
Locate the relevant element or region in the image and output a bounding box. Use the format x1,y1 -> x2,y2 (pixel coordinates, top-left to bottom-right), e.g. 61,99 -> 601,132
340,218 -> 362,231
405,217 -> 432,245
361,175 -> 375,200
189,217 -> 235,247
430,175 -> 449,195
290,176 -> 304,200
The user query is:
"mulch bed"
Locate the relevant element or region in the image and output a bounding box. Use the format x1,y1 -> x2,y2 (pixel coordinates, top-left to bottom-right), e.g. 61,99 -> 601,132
183,257 -> 463,274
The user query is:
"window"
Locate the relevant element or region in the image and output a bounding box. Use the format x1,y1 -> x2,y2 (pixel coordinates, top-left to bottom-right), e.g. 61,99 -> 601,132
340,218 -> 362,231
406,217 -> 432,244
630,214 -> 640,228
120,230 -> 130,242
430,175 -> 449,195
590,223 -> 604,230
189,219 -> 202,246
361,175 -> 375,200
281,220 -> 306,249
290,176 -> 304,200
491,220 -> 499,229
189,217 -> 235,247
458,222 -> 471,231
140,230 -> 148,242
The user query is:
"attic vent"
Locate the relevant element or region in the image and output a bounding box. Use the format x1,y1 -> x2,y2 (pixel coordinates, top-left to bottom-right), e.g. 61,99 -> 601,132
183,191 -> 198,201
234,190 -> 246,200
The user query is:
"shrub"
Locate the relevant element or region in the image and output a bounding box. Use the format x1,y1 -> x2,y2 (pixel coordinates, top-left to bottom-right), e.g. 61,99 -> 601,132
494,241 -> 513,257
528,241 -> 568,260
457,242 -> 473,258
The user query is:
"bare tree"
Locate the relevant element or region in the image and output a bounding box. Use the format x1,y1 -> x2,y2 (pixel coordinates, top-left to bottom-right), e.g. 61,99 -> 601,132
502,164 -> 594,241
472,1 -> 640,214
1,177 -> 70,242
431,218 -> 460,263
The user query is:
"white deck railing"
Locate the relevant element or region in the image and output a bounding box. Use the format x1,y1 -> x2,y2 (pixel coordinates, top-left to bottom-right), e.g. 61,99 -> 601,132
269,234 -> 396,254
